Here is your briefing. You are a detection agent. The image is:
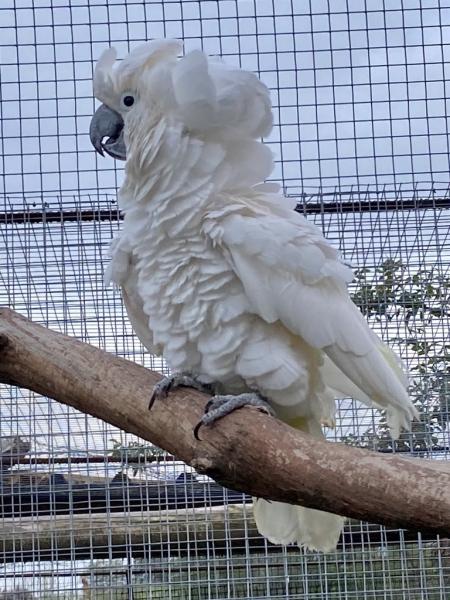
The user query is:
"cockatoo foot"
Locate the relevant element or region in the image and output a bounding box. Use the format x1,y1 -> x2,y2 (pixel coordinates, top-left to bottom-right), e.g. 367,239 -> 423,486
194,392 -> 274,440
149,373 -> 214,410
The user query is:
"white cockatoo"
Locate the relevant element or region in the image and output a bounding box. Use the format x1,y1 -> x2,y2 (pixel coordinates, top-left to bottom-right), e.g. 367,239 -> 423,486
89,39 -> 418,552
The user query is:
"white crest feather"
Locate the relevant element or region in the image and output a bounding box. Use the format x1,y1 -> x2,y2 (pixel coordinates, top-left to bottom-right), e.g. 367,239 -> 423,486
115,39 -> 182,81
93,39 -> 182,108
93,47 -> 117,105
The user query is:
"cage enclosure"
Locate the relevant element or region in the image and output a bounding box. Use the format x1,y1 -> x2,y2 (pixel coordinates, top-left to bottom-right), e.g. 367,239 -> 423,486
0,1 -> 449,598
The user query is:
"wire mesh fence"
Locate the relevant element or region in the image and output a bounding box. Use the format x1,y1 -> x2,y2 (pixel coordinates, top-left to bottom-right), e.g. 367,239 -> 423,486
1,1 -> 450,599
1,190 -> 449,599
2,1 -> 450,196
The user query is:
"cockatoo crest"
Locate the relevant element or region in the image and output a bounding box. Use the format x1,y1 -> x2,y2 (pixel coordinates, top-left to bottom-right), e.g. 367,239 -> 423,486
92,39 -> 273,143
93,39 -> 182,111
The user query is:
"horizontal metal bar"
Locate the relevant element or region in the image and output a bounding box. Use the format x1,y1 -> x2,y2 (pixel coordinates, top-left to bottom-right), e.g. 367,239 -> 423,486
1,197 -> 449,226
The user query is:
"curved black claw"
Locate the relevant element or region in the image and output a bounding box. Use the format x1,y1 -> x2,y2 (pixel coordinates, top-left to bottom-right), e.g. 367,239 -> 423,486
148,376 -> 174,410
149,373 -> 215,411
193,420 -> 204,441
194,392 -> 274,441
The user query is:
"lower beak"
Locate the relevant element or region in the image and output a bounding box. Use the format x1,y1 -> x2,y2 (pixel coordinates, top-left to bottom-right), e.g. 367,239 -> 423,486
89,104 -> 127,161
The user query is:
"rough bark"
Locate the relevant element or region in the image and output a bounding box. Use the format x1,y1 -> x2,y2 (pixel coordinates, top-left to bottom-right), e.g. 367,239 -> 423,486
0,308 -> 449,537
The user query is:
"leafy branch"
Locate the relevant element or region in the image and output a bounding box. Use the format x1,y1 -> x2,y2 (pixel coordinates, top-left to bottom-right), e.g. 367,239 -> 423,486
347,259 -> 450,452
110,438 -> 165,476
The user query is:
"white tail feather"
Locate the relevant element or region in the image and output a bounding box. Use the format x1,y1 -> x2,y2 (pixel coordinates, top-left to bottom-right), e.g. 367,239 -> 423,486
253,499 -> 344,553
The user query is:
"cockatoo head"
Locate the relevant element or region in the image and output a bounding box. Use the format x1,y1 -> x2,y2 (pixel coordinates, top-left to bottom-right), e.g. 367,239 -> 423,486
89,39 -> 182,160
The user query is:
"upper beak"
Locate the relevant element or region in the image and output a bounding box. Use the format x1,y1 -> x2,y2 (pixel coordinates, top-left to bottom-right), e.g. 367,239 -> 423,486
89,103 -> 127,161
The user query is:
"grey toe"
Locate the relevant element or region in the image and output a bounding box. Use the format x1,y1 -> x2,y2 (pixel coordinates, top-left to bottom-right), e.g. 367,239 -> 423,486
194,392 -> 274,440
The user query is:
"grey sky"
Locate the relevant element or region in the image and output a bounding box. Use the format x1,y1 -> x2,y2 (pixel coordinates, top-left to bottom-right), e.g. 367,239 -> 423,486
1,0 -> 450,200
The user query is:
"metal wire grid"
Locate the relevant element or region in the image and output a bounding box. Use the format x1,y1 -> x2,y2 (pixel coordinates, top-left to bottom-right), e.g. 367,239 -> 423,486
0,0 -> 449,598
1,0 -> 450,197
0,190 -> 449,599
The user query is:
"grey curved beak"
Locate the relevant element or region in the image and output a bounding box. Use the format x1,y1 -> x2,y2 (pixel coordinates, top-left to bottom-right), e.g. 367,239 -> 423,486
89,103 -> 127,161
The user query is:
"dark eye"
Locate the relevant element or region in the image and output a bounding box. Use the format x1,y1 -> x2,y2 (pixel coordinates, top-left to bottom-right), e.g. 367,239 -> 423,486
123,95 -> 134,107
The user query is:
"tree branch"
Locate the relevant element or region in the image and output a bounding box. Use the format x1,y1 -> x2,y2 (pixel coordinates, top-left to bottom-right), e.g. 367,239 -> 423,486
0,308 -> 449,537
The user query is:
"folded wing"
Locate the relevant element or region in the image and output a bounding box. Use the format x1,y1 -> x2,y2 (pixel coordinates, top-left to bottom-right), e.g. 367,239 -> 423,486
205,201 -> 418,436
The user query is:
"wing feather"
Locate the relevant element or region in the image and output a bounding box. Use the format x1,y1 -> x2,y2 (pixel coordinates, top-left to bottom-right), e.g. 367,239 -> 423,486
105,234 -> 161,356
205,202 -> 418,434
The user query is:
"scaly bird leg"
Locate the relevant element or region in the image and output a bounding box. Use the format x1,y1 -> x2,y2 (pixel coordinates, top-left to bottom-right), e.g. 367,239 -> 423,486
149,372 -> 214,410
194,392 -> 275,440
